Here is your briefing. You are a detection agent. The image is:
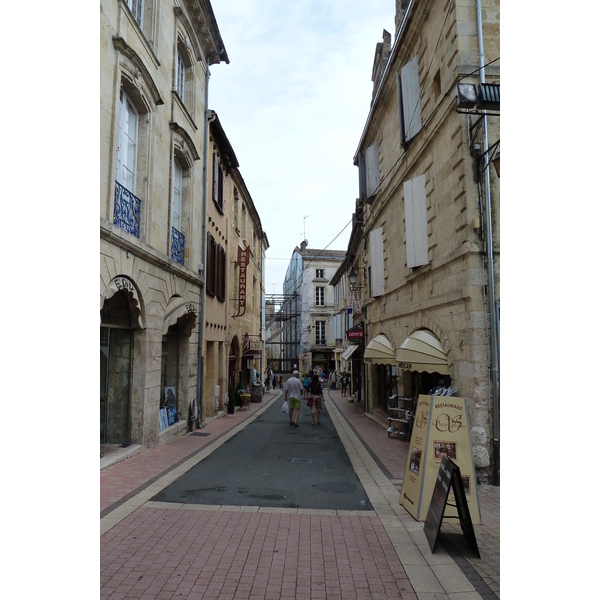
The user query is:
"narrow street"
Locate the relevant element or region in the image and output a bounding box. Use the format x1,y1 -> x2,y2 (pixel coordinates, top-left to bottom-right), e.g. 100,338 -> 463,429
101,389 -> 499,599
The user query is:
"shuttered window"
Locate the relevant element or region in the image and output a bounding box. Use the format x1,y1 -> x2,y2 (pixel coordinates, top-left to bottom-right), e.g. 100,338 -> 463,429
216,245 -> 226,301
213,152 -> 224,212
399,55 -> 422,144
404,174 -> 428,268
369,228 -> 385,297
206,233 -> 216,296
358,142 -> 380,203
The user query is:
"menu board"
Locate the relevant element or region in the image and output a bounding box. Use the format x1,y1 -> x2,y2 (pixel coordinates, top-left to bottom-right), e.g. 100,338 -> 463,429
400,395 -> 481,524
424,457 -> 480,557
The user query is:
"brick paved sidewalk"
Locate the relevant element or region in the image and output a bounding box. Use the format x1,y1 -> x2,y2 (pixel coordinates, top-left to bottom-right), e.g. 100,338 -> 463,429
101,386 -> 499,599
325,388 -> 500,599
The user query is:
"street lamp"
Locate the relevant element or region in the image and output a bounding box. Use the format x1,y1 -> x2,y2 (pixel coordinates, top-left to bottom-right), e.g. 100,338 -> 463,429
348,267 -> 358,289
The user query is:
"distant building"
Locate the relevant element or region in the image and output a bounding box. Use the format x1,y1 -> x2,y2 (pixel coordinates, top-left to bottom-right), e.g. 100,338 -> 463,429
282,241 -> 345,376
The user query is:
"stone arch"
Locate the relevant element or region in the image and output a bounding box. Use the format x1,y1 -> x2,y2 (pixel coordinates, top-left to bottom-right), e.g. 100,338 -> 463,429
100,275 -> 145,329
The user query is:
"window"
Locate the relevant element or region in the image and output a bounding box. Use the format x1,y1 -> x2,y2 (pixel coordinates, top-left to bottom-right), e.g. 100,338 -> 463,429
398,55 -> 422,146
172,159 -> 182,232
369,228 -> 385,296
176,51 -> 186,101
206,233 -> 216,296
126,0 -> 144,28
316,269 -> 324,279
116,89 -> 139,194
233,188 -> 239,231
316,321 -> 326,346
358,142 -> 380,203
316,286 -> 325,306
404,174 -> 428,268
206,233 -> 226,301
171,158 -> 184,264
213,152 -> 224,212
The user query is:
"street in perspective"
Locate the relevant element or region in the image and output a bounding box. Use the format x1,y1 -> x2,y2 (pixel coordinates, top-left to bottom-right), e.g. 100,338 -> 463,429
101,387 -> 499,599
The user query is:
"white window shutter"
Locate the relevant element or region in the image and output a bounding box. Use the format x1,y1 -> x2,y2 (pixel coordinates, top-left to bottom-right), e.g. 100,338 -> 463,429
369,228 -> 385,296
404,174 -> 428,268
365,142 -> 380,198
400,55 -> 422,142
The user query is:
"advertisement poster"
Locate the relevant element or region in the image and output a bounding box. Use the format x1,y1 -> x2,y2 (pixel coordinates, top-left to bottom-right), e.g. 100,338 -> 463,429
400,395 -> 481,524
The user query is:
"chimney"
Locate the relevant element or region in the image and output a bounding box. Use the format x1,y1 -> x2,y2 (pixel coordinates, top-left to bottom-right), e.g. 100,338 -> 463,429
395,1 -> 409,38
371,30 -> 391,103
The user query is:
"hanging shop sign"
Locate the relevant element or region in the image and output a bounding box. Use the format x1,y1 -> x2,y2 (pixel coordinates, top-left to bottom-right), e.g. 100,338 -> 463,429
399,395 -> 481,524
233,245 -> 251,318
423,456 -> 480,556
347,325 -> 364,342
347,290 -> 361,314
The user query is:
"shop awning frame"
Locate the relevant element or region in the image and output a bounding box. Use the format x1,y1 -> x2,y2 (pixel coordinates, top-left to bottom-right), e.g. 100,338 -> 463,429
395,330 -> 449,375
364,334 -> 396,365
341,344 -> 359,361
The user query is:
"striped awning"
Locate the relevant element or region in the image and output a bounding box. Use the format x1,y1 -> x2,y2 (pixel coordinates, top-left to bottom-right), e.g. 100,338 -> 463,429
364,334 -> 396,365
395,330 -> 449,374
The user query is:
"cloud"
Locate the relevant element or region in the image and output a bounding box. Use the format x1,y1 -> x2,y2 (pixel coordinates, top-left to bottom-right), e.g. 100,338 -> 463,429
209,0 -> 395,293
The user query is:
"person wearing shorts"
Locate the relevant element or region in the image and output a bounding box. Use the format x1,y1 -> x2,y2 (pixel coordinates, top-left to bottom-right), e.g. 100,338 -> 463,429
285,370 -> 304,427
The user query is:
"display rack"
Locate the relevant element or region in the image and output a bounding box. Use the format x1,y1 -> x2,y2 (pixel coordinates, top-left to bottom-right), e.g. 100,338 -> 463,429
386,396 -> 416,439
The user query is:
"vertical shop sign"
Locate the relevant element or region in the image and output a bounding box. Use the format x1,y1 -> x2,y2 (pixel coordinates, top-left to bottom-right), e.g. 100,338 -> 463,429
234,245 -> 250,318
347,290 -> 361,315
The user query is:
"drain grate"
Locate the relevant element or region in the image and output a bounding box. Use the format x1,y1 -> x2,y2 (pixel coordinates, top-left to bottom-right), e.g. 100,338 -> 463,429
190,432 -> 211,437
291,458 -> 312,464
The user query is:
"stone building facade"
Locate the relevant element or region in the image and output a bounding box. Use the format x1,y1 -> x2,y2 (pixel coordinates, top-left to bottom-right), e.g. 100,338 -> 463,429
282,242 -> 345,376
100,0 -> 266,453
348,0 -> 500,480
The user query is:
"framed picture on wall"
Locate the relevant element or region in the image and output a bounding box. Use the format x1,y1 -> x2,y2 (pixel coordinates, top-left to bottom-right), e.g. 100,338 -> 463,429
164,386 -> 176,407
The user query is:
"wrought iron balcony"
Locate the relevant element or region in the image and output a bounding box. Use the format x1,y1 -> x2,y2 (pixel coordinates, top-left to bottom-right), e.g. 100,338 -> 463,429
171,226 -> 185,265
114,181 -> 141,238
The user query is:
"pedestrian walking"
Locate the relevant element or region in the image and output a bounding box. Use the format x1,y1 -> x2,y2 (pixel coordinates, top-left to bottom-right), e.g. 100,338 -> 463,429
341,373 -> 348,397
284,370 -> 304,427
308,373 -> 324,425
272,371 -> 277,390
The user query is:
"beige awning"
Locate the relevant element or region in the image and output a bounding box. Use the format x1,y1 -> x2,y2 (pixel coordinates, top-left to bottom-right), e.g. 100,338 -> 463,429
341,344 -> 359,361
364,334 -> 396,365
395,330 -> 449,375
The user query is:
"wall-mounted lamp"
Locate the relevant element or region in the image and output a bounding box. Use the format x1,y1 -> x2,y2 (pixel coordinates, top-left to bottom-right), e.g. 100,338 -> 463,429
348,267 -> 358,288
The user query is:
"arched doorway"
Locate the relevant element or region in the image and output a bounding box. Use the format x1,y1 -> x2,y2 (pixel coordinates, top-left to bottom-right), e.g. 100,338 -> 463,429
100,290 -> 134,447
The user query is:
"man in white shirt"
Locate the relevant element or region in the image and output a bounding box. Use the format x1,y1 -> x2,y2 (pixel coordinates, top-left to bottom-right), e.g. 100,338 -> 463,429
284,370 -> 304,428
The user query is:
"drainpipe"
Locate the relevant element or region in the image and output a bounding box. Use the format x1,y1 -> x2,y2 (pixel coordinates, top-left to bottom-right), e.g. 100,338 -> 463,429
196,61 -> 217,427
476,0 -> 500,483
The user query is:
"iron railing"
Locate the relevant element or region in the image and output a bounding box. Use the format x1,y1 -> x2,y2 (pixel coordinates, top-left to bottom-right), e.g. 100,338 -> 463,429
171,226 -> 185,265
114,181 -> 141,238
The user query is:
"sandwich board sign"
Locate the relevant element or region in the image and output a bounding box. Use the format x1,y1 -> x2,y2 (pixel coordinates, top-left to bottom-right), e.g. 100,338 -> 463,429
423,456 -> 480,557
399,395 -> 481,524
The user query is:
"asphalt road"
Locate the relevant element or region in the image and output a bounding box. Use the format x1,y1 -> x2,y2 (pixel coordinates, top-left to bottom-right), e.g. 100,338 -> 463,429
152,395 -> 373,511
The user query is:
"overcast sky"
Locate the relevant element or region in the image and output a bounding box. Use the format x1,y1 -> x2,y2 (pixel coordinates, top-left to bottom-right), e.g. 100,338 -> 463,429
208,0 -> 395,295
